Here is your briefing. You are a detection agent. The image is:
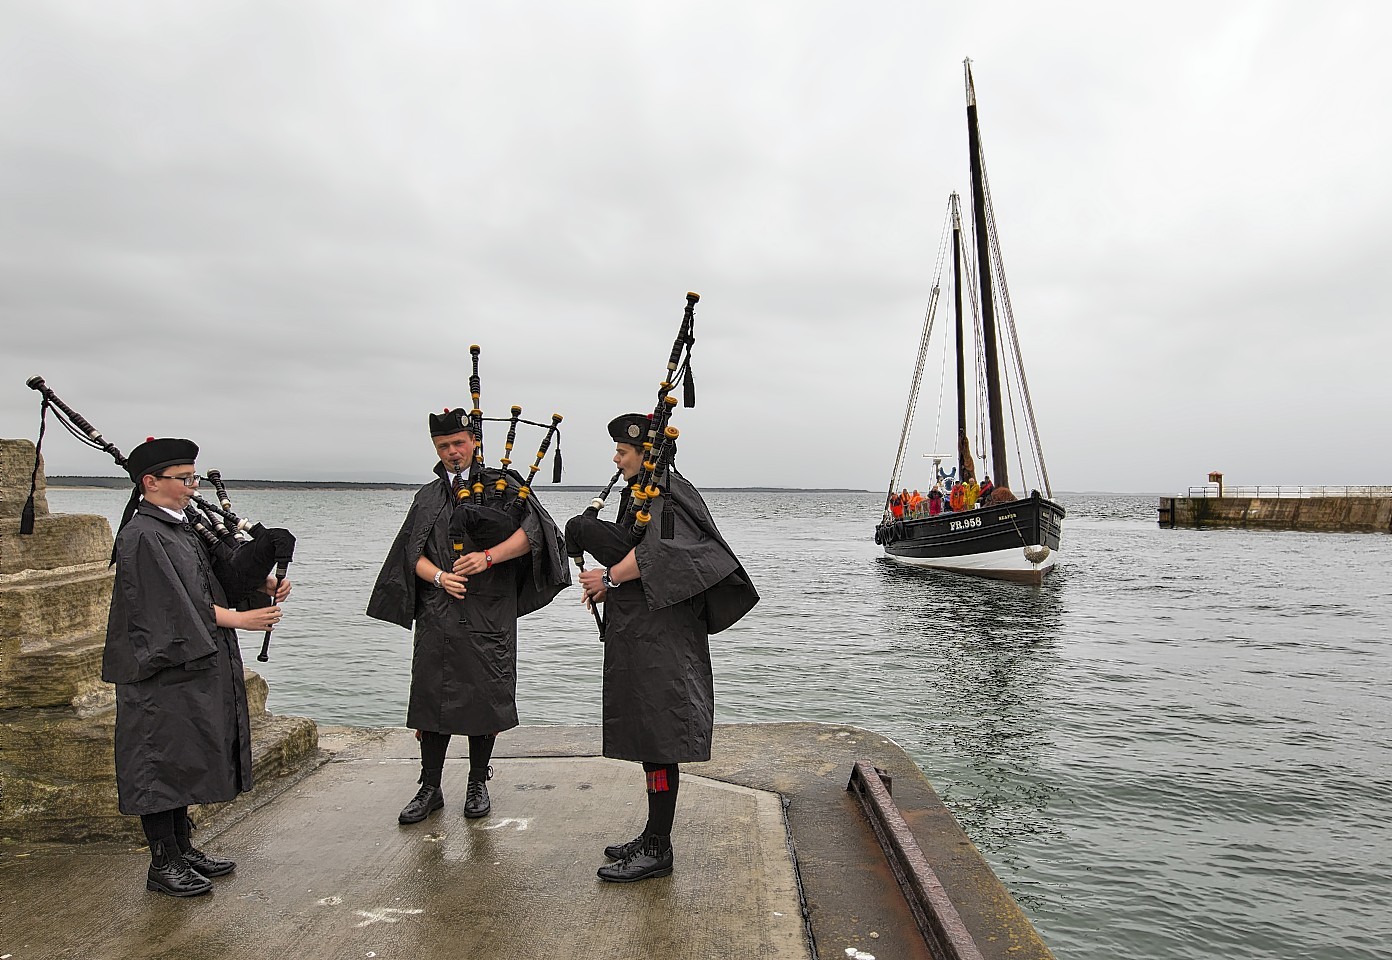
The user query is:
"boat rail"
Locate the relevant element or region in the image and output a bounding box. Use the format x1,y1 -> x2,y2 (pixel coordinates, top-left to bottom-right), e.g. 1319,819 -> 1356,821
1186,485 -> 1392,499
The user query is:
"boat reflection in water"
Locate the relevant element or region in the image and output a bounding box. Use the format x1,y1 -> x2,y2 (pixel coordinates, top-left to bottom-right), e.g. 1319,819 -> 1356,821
873,558 -> 1065,908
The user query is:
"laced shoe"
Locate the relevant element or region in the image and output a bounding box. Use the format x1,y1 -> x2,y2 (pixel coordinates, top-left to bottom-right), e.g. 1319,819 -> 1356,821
464,766 -> 492,819
596,835 -> 673,883
146,838 -> 213,898
180,845 -> 236,878
398,784 -> 445,824
603,833 -> 646,862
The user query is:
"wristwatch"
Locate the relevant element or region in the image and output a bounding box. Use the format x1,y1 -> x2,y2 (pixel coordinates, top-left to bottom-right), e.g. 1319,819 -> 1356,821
433,570 -> 444,589
602,568 -> 621,590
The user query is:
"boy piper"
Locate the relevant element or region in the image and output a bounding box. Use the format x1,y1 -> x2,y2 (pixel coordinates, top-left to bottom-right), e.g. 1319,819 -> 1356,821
367,407 -> 569,825
568,414 -> 758,882
104,438 -> 288,897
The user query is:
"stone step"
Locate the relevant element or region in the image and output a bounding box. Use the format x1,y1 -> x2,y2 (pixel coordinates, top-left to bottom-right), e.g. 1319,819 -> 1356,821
0,561 -> 114,647
244,667 -> 270,718
0,702 -> 117,782
0,627 -> 106,710
0,765 -> 126,844
2,668 -> 276,780
193,712 -> 320,827
0,512 -> 113,575
1,628 -> 274,715
0,706 -> 319,843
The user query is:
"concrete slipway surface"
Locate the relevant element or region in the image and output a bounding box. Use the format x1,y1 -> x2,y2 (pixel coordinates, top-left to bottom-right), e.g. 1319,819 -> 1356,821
0,723 -> 1054,960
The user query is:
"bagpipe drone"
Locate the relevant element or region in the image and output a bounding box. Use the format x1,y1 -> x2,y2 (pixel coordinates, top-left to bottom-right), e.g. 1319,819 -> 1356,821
20,376 -> 296,662
445,345 -> 565,573
566,291 -> 699,635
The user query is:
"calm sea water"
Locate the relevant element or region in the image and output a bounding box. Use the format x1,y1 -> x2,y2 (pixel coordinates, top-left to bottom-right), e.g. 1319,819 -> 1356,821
47,487 -> 1392,960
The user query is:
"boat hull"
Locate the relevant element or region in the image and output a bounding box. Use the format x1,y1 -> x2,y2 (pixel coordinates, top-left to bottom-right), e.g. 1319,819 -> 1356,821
876,492 -> 1065,585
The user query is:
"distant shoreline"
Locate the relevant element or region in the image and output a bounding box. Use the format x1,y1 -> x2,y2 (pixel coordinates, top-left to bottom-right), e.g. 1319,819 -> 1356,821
45,476 -> 874,494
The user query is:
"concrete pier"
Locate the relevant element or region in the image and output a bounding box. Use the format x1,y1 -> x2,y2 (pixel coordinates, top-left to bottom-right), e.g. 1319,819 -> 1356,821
0,723 -> 1056,960
1158,495 -> 1392,532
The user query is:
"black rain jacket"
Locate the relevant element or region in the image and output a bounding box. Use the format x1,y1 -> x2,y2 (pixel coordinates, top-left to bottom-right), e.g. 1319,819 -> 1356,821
366,464 -> 569,735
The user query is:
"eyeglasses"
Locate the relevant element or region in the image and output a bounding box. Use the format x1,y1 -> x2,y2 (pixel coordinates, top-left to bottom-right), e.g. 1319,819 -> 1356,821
154,474 -> 200,488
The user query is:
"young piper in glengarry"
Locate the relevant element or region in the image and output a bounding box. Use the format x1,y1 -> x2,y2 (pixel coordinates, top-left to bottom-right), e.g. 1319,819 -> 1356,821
367,407 -> 569,826
567,413 -> 759,883
104,438 -> 288,898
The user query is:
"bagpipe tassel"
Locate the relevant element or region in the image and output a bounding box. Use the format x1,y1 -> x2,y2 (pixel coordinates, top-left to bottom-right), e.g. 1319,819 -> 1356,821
552,442 -> 563,484
683,303 -> 696,408
19,400 -> 50,535
19,490 -> 36,535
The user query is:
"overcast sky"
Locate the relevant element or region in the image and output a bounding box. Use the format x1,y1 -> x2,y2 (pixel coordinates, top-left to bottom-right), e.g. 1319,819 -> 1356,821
3,2 -> 1389,493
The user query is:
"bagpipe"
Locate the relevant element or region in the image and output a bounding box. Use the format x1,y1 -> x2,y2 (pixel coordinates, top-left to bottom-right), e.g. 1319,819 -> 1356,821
446,345 -> 564,566
566,292 -> 699,633
21,376 -> 296,662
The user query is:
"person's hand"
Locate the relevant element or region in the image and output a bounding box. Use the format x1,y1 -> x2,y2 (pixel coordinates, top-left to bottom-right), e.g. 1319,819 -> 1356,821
263,576 -> 292,602
578,567 -> 606,605
453,551 -> 491,576
238,604 -> 282,631
440,571 -> 468,599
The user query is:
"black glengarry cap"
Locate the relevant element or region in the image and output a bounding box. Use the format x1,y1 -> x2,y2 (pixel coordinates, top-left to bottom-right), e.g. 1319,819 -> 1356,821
429,407 -> 476,437
125,437 -> 198,482
607,413 -> 650,446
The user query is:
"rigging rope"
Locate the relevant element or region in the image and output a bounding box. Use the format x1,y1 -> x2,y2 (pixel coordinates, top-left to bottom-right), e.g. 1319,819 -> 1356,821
979,162 -> 1052,497
932,273 -> 951,456
960,215 -> 991,475
884,199 -> 954,507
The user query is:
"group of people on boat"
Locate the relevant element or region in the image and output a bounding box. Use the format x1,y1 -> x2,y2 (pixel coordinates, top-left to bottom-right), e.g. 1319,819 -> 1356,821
887,472 -> 1013,521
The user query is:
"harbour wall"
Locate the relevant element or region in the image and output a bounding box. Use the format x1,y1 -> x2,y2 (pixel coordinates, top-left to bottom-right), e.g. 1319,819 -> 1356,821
1158,496 -> 1392,532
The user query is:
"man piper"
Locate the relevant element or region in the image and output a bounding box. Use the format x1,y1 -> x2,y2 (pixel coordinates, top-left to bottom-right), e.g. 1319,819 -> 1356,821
103,438 -> 289,897
568,413 -> 759,882
367,407 -> 569,825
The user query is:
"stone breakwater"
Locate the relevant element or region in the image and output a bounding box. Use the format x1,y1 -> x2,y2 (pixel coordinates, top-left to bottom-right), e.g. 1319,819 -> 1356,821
1158,495 -> 1392,532
0,437 -> 319,842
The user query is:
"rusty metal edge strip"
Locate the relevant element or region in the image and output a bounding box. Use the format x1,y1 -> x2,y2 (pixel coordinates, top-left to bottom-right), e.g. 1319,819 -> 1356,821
847,760 -> 987,960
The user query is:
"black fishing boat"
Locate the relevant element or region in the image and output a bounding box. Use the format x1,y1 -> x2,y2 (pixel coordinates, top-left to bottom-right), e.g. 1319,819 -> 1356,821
875,62 -> 1065,584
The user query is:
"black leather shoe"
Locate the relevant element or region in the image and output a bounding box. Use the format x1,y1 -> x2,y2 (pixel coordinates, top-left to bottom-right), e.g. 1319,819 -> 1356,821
398,784 -> 445,824
181,846 -> 236,878
597,840 -> 674,883
146,839 -> 213,898
463,775 -> 491,819
603,833 -> 646,861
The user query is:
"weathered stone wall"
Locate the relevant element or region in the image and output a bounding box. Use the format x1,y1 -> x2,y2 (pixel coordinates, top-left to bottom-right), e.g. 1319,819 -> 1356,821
0,437 -> 318,842
1159,496 -> 1392,532
0,438 -> 47,521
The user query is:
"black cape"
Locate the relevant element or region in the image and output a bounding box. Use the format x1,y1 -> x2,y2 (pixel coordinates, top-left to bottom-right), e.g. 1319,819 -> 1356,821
102,501 -> 253,816
572,468 -> 758,763
366,463 -> 570,735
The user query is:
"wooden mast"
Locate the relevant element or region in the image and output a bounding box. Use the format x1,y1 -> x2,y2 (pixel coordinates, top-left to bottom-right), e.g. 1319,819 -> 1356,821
964,60 -> 1009,492
950,193 -> 967,480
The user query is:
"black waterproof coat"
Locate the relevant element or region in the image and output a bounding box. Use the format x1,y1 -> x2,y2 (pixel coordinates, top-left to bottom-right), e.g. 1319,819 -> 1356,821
577,469 -> 758,764
102,502 -> 253,816
366,464 -> 569,736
